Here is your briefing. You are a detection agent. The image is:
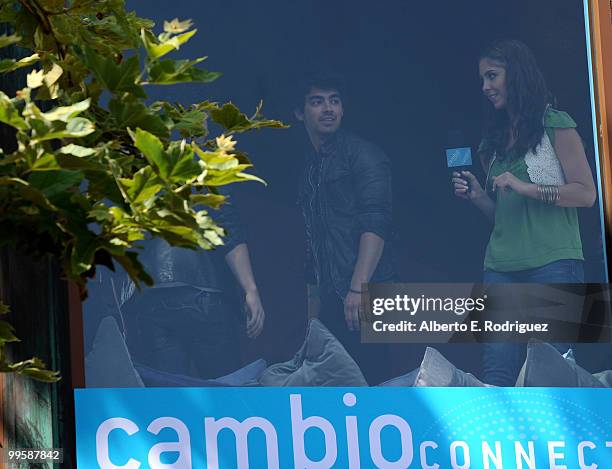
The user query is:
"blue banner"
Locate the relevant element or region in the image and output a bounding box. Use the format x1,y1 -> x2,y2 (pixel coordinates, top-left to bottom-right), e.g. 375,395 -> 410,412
75,387 -> 612,468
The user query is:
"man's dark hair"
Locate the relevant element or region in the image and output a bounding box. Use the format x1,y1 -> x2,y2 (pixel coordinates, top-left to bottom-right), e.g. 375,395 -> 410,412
294,70 -> 346,112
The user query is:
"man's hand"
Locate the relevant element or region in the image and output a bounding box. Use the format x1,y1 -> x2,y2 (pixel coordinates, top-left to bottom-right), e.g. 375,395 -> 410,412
344,290 -> 361,331
244,289 -> 265,338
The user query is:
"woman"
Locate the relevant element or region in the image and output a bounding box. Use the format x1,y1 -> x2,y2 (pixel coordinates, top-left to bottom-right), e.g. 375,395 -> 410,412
453,39 -> 597,386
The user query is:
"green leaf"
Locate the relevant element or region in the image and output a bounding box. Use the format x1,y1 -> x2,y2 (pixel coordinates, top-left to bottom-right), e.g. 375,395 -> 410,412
89,205 -> 113,222
0,358 -> 60,382
210,103 -> 286,133
0,302 -> 9,315
0,34 -> 20,49
56,154 -> 106,172
109,98 -> 169,138
172,109 -> 207,138
190,193 -> 226,209
205,166 -> 264,186
151,102 -> 208,138
0,53 -> 39,73
37,117 -> 95,141
0,92 -> 27,130
209,103 -> 247,132
119,166 -> 163,204
233,171 -> 266,185
165,145 -> 200,183
147,58 -> 220,85
87,172 -> 124,204
0,3 -> 19,24
70,233 -> 99,274
66,117 -> 96,136
78,47 -> 145,98
0,152 -> 20,166
16,367 -> 61,382
29,170 -> 83,199
60,144 -> 97,157
0,176 -> 58,211
193,145 -> 242,170
42,99 -> 90,123
131,128 -> 167,176
142,28 -> 196,60
112,250 -> 153,286
31,154 -> 61,171
0,320 -> 18,346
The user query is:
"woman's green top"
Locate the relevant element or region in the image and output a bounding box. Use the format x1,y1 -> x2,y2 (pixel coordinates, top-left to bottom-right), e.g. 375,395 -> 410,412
482,108 -> 584,272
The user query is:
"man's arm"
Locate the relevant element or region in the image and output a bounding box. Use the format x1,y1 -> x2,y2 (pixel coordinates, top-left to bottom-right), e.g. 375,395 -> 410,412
350,232 -> 385,290
344,232 -> 384,331
344,145 -> 393,331
214,187 -> 265,338
303,195 -> 319,319
225,243 -> 265,338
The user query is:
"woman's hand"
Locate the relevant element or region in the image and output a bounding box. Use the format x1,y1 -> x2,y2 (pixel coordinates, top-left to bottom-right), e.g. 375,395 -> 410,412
453,170 -> 496,222
452,171 -> 486,201
492,171 -> 529,195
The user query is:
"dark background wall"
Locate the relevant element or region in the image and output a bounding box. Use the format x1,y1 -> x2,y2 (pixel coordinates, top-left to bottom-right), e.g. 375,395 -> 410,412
115,0 -> 606,372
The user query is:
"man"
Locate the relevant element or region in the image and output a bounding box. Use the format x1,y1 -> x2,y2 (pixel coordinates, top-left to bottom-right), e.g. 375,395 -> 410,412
119,187 -> 265,380
295,71 -> 395,384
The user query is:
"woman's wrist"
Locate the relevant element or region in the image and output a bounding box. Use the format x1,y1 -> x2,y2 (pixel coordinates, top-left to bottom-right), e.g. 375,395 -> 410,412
470,190 -> 486,202
517,181 -> 538,199
470,190 -> 491,208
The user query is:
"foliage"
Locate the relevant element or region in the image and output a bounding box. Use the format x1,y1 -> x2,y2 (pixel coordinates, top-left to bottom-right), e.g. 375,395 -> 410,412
0,0 -> 286,380
0,300 -> 59,381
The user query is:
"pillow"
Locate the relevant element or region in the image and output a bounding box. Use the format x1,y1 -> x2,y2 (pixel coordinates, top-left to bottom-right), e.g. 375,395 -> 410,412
85,316 -> 144,388
414,347 -> 490,387
594,371 -> 612,387
135,359 -> 267,387
259,319 -> 367,387
516,340 -> 605,387
379,368 -> 419,387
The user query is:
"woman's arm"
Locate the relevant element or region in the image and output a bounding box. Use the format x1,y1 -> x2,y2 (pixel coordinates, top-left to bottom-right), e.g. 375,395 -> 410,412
492,128 -> 596,208
551,128 -> 596,207
453,171 -> 496,222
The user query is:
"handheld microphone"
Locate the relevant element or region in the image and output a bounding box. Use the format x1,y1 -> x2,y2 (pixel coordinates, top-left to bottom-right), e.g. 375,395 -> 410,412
445,130 -> 473,192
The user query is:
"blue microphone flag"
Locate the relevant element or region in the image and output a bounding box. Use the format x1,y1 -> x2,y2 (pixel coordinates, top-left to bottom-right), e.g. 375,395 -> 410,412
446,147 -> 472,168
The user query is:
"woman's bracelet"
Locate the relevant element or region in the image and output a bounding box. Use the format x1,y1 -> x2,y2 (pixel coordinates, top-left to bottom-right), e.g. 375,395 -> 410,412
537,184 -> 560,205
349,288 -> 362,294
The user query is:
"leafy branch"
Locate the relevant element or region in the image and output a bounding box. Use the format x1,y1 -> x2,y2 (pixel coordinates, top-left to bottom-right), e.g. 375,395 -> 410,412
0,0 -> 287,380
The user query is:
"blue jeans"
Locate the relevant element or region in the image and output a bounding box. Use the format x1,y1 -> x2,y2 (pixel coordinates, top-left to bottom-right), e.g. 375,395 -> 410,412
482,259 -> 584,387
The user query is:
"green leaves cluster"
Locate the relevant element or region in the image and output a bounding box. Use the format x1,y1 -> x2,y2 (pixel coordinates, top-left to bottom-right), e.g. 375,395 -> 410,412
0,301 -> 59,382
0,0 -> 286,380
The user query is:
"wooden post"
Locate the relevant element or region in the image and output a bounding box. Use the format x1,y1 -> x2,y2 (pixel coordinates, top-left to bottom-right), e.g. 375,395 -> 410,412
589,0 -> 612,252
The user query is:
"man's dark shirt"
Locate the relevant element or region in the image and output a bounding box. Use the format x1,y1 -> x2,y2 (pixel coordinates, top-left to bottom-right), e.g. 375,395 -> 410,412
299,130 -> 395,297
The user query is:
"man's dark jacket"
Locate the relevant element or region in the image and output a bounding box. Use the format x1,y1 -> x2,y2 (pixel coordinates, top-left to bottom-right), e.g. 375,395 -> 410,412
298,130 -> 395,297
